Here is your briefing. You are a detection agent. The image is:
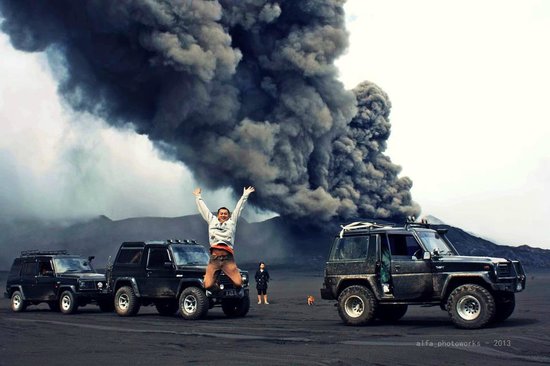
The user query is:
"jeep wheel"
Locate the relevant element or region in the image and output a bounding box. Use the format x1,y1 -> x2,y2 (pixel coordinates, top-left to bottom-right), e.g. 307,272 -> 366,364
48,301 -> 60,312
98,299 -> 115,312
155,300 -> 179,316
179,287 -> 208,320
10,291 -> 27,312
493,293 -> 515,322
337,285 -> 377,326
59,291 -> 78,314
376,304 -> 408,322
222,296 -> 250,318
447,284 -> 495,329
115,286 -> 140,316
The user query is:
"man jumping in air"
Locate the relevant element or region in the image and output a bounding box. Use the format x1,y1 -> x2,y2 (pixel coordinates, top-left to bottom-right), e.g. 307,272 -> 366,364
193,186 -> 255,293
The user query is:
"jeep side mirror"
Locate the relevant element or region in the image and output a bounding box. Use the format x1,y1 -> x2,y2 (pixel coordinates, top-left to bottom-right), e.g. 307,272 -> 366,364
423,252 -> 431,260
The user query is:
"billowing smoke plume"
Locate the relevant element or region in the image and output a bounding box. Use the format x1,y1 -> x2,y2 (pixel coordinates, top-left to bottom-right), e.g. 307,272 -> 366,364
0,0 -> 419,223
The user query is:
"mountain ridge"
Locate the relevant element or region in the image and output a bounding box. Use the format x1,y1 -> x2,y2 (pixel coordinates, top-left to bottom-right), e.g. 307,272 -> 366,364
0,215 -> 548,271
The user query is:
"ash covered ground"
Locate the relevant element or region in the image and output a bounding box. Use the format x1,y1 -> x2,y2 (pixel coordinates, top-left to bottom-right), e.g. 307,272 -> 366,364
1,269 -> 549,366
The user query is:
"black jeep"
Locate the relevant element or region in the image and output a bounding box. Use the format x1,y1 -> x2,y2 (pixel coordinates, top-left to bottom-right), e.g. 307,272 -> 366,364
4,250 -> 112,314
320,221 -> 527,329
105,240 -> 250,319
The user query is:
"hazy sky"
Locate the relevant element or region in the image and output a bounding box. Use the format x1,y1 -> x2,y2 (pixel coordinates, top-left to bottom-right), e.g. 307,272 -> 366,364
0,1 -> 548,248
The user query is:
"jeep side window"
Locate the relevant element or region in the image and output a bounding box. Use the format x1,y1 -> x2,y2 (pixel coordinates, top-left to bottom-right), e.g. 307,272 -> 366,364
387,234 -> 422,259
21,262 -> 37,276
330,236 -> 369,260
8,259 -> 22,277
147,248 -> 171,268
116,248 -> 144,265
39,261 -> 53,275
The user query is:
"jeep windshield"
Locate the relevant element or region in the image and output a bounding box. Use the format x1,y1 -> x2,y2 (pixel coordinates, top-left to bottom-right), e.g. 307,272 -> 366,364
53,257 -> 94,273
170,245 -> 209,266
416,231 -> 456,256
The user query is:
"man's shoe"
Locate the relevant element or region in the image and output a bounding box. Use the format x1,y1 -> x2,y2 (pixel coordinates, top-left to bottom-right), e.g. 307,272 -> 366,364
264,301 -> 269,304
257,301 -> 262,304
236,287 -> 245,298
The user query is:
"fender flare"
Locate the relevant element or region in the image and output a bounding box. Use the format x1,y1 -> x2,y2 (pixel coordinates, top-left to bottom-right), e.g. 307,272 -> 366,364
440,272 -> 493,299
113,277 -> 141,297
8,285 -> 25,300
57,285 -> 78,297
177,279 -> 204,297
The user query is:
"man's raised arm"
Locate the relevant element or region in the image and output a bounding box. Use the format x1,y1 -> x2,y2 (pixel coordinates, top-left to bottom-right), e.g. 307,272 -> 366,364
193,187 -> 213,222
232,186 -> 255,224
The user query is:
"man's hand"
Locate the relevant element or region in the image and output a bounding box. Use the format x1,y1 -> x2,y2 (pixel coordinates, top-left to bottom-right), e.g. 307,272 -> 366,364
193,187 -> 202,197
243,186 -> 255,195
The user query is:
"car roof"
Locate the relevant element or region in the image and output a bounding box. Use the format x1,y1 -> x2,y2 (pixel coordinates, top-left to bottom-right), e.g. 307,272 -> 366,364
120,240 -> 201,248
19,250 -> 86,259
338,221 -> 440,237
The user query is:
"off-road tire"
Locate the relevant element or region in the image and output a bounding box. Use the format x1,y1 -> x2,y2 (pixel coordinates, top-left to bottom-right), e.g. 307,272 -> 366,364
337,285 -> 377,326
115,286 -> 140,316
493,293 -> 515,322
221,296 -> 250,317
155,300 -> 179,316
10,291 -> 27,312
179,287 -> 208,320
376,304 -> 408,322
98,299 -> 115,312
59,290 -> 78,314
447,284 -> 495,329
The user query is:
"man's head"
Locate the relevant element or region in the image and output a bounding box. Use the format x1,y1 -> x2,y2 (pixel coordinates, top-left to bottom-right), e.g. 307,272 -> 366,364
217,207 -> 231,223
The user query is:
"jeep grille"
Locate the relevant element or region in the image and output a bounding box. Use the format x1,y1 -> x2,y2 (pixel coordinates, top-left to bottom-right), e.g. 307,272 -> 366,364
79,280 -> 103,291
218,275 -> 236,288
496,263 -> 513,278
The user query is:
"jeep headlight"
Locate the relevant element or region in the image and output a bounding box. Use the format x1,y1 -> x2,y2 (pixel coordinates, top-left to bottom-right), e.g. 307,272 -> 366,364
97,281 -> 103,289
241,273 -> 248,284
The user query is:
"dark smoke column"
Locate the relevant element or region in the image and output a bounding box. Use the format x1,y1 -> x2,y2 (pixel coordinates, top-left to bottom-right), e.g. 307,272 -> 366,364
0,0 -> 419,223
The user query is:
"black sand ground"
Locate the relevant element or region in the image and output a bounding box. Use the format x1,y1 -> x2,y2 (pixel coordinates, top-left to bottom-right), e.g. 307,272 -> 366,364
1,269 -> 549,366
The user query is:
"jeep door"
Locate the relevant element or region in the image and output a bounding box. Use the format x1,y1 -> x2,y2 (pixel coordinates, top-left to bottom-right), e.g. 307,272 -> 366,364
384,233 -> 433,300
141,247 -> 178,298
33,259 -> 57,300
325,235 -> 374,276
19,260 -> 40,300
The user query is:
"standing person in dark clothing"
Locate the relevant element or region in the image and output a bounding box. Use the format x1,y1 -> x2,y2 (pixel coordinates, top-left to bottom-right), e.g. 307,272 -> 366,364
255,261 -> 270,304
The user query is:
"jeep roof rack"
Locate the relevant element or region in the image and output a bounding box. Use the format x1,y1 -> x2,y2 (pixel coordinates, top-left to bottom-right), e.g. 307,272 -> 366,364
339,221 -> 392,238
167,239 -> 198,244
20,250 -> 69,257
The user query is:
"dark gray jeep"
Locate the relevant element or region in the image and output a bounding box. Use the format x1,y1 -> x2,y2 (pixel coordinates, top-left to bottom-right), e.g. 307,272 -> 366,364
106,240 -> 250,319
5,250 -> 112,314
320,221 -> 526,329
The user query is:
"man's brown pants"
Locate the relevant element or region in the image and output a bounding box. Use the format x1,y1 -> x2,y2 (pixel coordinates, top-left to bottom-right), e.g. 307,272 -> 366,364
204,249 -> 242,289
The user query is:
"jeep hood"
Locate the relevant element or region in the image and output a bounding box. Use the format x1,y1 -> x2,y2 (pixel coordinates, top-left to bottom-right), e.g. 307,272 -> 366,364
436,255 -> 510,264
57,273 -> 106,280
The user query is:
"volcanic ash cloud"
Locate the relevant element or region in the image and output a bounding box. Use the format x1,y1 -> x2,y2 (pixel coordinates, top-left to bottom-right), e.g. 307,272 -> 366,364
0,0 -> 419,223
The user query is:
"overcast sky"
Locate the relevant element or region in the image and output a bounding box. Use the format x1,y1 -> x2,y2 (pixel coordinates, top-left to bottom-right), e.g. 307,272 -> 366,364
0,1 -> 548,249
